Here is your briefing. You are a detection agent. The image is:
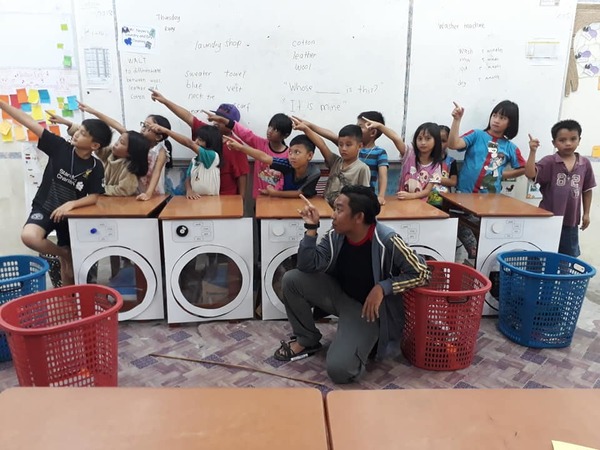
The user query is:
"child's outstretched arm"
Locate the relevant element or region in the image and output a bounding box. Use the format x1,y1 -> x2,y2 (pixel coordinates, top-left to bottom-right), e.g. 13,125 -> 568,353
292,115 -> 338,145
362,116 -> 406,156
0,100 -> 44,137
525,134 -> 539,180
46,111 -> 74,129
223,136 -> 273,165
448,102 -> 467,150
150,89 -> 194,128
78,101 -> 126,134
148,123 -> 197,153
291,117 -> 335,165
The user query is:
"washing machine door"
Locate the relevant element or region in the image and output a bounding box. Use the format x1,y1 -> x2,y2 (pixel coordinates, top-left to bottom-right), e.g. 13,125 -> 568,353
264,247 -> 299,316
478,241 -> 542,315
78,246 -> 157,321
171,245 -> 250,318
411,245 -> 446,262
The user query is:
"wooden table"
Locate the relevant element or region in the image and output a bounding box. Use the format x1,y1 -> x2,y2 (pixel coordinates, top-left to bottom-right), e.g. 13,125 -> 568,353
326,389 -> 600,450
378,197 -> 449,220
256,196 -> 333,219
440,192 -> 553,217
0,387 -> 329,450
66,195 -> 169,218
159,195 -> 243,219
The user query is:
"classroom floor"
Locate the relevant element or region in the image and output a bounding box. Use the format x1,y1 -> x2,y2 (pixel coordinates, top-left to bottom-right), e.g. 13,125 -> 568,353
1,278 -> 599,393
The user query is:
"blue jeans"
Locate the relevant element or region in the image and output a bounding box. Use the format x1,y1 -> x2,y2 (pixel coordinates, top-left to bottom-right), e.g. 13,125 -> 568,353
558,226 -> 580,257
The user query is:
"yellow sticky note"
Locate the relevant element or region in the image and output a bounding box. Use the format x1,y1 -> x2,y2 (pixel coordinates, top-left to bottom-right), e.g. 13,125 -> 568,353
552,441 -> 598,450
57,43 -> 64,49
60,23 -> 68,31
28,89 -> 40,104
1,128 -> 13,142
0,121 -> 12,135
14,125 -> 26,141
45,109 -> 57,119
32,105 -> 44,121
592,146 -> 600,158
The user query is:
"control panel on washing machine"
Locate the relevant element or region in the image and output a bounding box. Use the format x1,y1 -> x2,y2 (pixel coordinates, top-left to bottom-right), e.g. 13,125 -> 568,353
485,219 -> 524,239
269,220 -> 305,242
396,223 -> 419,244
75,220 -> 118,242
172,221 -> 214,242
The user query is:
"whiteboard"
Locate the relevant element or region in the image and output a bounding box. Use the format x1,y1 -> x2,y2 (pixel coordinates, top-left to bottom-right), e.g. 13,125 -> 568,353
405,0 -> 576,160
113,0 -> 410,160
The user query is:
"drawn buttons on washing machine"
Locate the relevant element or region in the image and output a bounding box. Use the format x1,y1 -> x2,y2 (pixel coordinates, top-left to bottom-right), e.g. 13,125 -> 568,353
90,228 -> 97,234
272,223 -> 285,237
176,225 -> 189,237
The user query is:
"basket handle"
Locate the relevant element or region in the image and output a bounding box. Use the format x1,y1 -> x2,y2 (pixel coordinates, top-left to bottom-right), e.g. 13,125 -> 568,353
0,281 -> 24,294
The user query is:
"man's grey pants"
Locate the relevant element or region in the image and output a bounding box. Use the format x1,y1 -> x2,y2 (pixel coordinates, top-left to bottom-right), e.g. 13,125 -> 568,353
282,269 -> 379,384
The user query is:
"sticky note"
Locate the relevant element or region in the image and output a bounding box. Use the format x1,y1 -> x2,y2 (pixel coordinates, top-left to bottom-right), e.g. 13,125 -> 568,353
0,121 -> 12,135
60,23 -> 68,31
16,88 -> 28,103
39,121 -> 47,129
0,95 -> 8,104
592,146 -> 600,158
9,94 -> 19,108
32,105 -> 44,121
552,441 -> 598,450
63,56 -> 72,68
56,96 -> 64,103
39,89 -> 51,104
67,95 -> 78,110
57,43 -> 64,49
62,108 -> 74,117
49,125 -> 61,136
1,128 -> 13,142
45,109 -> 57,119
28,89 -> 40,104
27,129 -> 38,141
14,125 -> 26,141
21,103 -> 32,113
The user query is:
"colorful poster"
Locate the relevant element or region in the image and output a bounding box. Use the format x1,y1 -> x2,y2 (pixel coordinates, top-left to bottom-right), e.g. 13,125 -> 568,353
119,25 -> 156,53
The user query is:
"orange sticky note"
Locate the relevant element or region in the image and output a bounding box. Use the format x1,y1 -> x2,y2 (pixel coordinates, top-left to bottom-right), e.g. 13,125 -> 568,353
32,104 -> 44,120
14,125 -> 26,141
16,88 -> 28,103
0,95 -> 9,119
49,125 -> 61,136
28,89 -> 40,104
27,128 -> 38,141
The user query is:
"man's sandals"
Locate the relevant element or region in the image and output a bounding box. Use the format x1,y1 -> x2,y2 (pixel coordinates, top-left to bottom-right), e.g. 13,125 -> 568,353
274,337 -> 322,362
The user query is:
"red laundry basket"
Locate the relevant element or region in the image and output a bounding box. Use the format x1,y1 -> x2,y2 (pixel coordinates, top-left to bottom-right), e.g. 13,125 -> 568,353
402,262 -> 491,371
0,284 -> 122,387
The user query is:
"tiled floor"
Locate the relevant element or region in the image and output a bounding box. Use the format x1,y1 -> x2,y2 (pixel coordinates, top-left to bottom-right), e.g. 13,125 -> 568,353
1,277 -> 599,392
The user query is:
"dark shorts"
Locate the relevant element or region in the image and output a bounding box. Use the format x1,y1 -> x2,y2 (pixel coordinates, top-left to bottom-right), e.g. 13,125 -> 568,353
25,208 -> 71,247
558,225 -> 580,257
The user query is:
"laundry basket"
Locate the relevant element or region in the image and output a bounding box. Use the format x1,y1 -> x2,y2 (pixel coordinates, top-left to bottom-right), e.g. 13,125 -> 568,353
497,251 -> 596,348
39,253 -> 62,288
402,261 -> 491,370
0,255 -> 49,362
0,284 -> 122,386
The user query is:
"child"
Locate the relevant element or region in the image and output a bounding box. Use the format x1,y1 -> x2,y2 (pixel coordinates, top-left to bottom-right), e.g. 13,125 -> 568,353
294,119 -> 370,206
224,129 -> 322,198
149,89 -> 250,197
208,112 -> 292,198
439,125 -> 458,191
448,100 -> 526,193
136,114 -> 172,201
0,100 -> 111,285
48,109 -> 150,197
526,120 -> 596,257
150,123 -> 222,199
294,112 -> 389,205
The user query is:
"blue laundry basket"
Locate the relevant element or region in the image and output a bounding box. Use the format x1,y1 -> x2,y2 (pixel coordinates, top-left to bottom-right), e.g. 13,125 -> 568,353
497,251 -> 596,348
0,255 -> 49,361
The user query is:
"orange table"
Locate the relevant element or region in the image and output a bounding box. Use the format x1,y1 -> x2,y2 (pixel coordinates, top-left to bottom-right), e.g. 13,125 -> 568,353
0,387 -> 329,450
326,389 -> 600,450
378,197 -> 449,220
66,194 -> 169,218
159,195 -> 244,219
440,192 -> 553,218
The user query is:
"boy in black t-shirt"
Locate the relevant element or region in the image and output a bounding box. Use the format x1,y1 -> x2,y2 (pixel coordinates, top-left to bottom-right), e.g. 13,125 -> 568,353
0,100 -> 111,285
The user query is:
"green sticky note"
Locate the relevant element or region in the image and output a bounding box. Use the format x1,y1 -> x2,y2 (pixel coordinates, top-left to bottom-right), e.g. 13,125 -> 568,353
62,108 -> 74,117
57,43 -> 64,49
61,23 -> 68,31
63,56 -> 72,68
56,97 -> 64,103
